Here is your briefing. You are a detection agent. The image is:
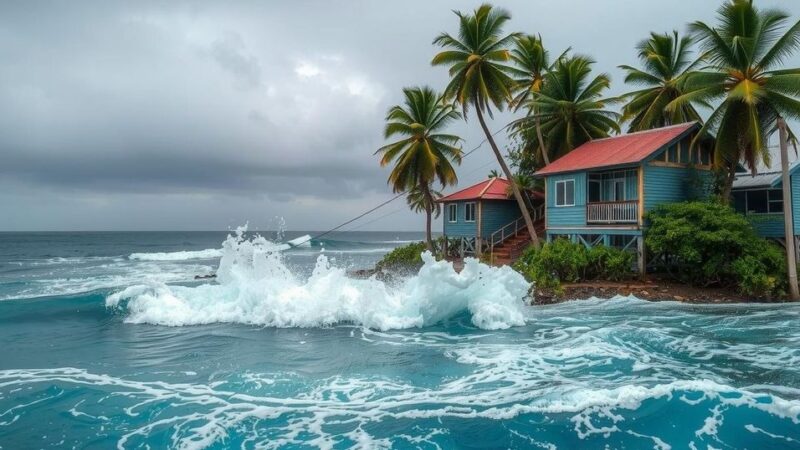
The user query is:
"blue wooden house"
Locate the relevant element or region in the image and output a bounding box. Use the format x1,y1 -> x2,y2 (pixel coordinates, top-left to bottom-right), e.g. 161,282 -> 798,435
534,122 -> 713,273
437,177 -> 542,260
732,159 -> 800,253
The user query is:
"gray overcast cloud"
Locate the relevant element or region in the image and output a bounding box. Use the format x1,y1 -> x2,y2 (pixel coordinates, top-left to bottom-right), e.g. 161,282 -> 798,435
2,1 -> 799,231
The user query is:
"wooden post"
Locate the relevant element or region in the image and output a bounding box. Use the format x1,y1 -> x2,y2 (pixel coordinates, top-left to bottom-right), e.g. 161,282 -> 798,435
637,235 -> 646,279
476,201 -> 483,255
778,117 -> 799,300
637,166 -> 645,226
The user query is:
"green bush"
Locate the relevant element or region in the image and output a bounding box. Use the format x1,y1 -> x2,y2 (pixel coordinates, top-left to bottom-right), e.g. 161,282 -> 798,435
587,245 -> 635,281
645,201 -> 788,297
513,239 -> 634,290
376,241 -> 427,272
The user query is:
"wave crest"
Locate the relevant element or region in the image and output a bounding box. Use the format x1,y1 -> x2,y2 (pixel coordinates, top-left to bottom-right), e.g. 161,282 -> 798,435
107,231 -> 531,330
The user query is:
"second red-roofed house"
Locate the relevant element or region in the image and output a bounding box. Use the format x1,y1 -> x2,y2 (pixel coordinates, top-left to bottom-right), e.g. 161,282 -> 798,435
535,121 -> 714,272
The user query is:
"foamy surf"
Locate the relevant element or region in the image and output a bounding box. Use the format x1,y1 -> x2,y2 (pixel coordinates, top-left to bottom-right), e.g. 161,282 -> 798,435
107,229 -> 530,330
129,248 -> 224,261
127,234 -> 313,261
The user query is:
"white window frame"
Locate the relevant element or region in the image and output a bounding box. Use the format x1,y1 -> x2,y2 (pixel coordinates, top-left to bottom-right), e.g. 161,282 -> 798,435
555,179 -> 575,207
448,204 -> 458,223
464,202 -> 476,222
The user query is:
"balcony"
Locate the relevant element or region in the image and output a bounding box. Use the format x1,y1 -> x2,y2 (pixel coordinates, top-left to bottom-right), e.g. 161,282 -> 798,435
587,200 -> 638,224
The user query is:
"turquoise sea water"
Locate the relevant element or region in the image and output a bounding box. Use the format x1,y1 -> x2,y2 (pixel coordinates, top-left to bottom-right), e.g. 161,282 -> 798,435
1,231 -> 799,449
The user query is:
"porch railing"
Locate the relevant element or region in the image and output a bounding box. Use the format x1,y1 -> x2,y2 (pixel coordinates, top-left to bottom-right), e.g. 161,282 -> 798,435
586,200 -> 638,224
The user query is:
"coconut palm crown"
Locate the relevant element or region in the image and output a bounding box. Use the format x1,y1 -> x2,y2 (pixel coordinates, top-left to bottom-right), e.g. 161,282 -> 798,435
375,86 -> 462,249
512,55 -> 621,161
431,3 -> 519,117
667,0 -> 800,199
619,31 -> 704,132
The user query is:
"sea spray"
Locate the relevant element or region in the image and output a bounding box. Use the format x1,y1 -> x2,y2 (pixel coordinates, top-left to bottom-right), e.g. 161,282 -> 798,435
106,228 -> 531,330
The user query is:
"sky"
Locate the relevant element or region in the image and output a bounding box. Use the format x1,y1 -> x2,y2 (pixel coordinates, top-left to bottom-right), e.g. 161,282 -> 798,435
2,1 -> 799,232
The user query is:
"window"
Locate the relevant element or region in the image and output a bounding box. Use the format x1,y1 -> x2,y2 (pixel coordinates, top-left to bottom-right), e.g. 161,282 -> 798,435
555,179 -> 575,207
588,180 -> 601,203
448,204 -> 458,223
667,144 -> 678,163
735,189 -> 785,214
464,202 -> 476,222
680,142 -> 689,163
769,189 -> 784,213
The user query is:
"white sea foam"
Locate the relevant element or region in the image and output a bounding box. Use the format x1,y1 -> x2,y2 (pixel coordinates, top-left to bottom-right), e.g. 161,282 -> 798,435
128,249 -> 224,261
107,229 -> 530,330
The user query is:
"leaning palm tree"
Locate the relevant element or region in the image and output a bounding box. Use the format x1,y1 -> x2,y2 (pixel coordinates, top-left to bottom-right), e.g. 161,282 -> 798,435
667,0 -> 800,201
512,56 -> 621,160
508,34 -> 568,166
376,86 -> 463,251
619,31 -> 704,132
431,3 -> 541,247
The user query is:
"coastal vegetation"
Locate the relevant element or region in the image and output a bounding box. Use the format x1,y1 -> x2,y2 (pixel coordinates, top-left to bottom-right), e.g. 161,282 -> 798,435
513,240 -> 634,294
646,201 -> 788,297
375,241 -> 428,274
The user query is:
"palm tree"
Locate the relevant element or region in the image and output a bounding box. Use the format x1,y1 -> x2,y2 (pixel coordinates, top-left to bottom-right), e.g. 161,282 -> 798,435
511,56 -> 621,161
376,86 -> 463,250
667,0 -> 800,201
619,31 -> 704,132
508,34 -> 568,166
431,4 -> 541,247
406,185 -> 442,218
487,169 -> 500,178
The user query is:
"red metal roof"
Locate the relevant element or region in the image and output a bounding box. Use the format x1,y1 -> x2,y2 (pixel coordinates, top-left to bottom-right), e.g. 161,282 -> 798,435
437,177 -> 512,202
535,122 -> 698,176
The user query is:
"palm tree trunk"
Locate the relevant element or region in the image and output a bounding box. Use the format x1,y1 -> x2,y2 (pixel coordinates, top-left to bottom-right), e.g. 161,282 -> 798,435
778,117 -> 799,300
475,107 -> 541,248
721,160 -> 737,203
421,183 -> 435,252
534,108 -> 550,166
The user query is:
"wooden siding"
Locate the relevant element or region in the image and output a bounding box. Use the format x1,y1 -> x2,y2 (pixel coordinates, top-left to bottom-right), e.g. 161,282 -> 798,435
643,164 -> 711,212
480,200 -> 522,238
546,172 -> 587,227
746,213 -> 785,238
442,201 -> 477,237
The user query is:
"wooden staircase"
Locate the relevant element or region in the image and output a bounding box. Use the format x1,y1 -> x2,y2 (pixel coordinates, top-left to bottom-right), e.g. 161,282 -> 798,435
490,220 -> 545,266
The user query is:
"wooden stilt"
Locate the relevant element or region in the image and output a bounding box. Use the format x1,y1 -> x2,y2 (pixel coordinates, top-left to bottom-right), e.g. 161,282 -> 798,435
637,235 -> 646,279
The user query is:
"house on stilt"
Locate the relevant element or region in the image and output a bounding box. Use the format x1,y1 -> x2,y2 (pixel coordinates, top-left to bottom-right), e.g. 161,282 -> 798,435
437,177 -> 544,264
533,122 -> 713,274
732,157 -> 800,257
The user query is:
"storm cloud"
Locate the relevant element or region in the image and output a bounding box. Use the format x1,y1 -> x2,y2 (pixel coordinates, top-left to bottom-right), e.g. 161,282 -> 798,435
1,1 -> 798,231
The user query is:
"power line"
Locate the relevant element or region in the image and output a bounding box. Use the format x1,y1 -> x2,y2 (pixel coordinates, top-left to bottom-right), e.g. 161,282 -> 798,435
299,124 -> 513,244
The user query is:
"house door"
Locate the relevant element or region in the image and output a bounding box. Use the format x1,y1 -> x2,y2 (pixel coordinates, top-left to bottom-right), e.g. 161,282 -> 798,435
613,180 -> 625,201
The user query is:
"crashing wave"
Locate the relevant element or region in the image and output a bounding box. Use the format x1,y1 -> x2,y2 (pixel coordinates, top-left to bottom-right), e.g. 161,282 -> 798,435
107,229 -> 530,330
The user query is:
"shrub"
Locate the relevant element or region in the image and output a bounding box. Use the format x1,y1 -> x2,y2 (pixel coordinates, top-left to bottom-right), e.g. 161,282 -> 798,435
587,245 -> 635,281
645,201 -> 788,297
513,239 -> 634,291
376,242 -> 427,272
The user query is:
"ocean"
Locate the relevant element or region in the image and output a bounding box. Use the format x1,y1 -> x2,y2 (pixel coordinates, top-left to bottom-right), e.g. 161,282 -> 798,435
0,230 -> 799,449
